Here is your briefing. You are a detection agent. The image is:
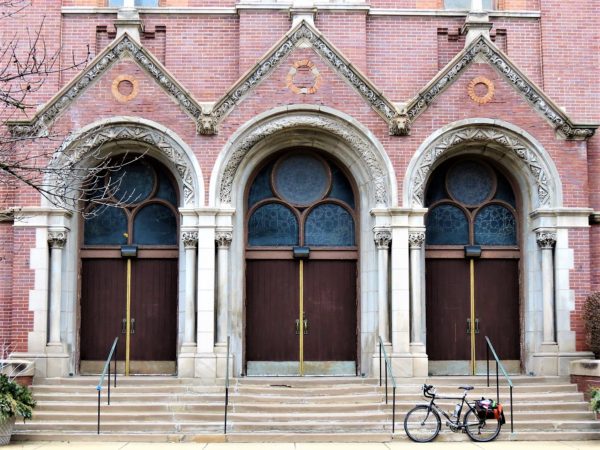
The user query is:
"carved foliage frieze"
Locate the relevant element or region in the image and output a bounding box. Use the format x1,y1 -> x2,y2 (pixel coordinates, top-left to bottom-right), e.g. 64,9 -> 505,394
411,126 -> 551,208
12,36 -> 202,137
406,36 -> 595,140
218,114 -> 388,206
54,123 -> 196,206
211,22 -> 405,135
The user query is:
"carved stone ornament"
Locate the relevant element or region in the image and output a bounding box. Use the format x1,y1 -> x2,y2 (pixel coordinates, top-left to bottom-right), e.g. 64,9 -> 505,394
197,112 -> 218,135
210,21 -> 405,134
405,35 -> 595,140
467,76 -> 495,105
389,113 -> 410,136
218,114 -> 388,206
410,126 -> 552,208
374,229 -> 392,249
52,123 -> 196,206
536,231 -> 557,249
215,231 -> 233,248
9,35 -> 202,137
409,231 -> 426,249
181,231 -> 198,248
47,231 -> 67,249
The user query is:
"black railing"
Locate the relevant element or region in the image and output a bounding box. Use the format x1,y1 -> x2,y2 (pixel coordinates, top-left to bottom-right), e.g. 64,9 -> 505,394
224,336 -> 230,434
96,337 -> 119,434
378,336 -> 397,434
485,335 -> 514,433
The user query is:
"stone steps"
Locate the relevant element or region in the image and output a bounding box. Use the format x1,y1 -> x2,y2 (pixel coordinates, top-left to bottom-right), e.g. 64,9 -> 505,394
12,375 -> 600,442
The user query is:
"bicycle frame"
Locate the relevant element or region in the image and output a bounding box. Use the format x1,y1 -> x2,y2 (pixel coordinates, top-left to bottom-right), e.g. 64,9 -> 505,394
421,389 -> 479,430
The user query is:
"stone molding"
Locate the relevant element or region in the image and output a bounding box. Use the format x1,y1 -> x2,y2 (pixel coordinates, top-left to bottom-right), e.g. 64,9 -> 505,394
215,231 -> 233,248
211,21 -> 404,135
8,34 -> 203,137
410,125 -> 552,208
52,122 -> 196,206
47,231 -> 67,249
181,231 -> 198,248
408,231 -> 425,249
536,230 -> 557,249
218,113 -> 388,205
405,35 -> 596,140
373,229 -> 392,249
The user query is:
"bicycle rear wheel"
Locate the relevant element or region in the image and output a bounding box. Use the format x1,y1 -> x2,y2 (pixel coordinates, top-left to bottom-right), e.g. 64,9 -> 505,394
403,405 -> 441,442
463,408 -> 501,442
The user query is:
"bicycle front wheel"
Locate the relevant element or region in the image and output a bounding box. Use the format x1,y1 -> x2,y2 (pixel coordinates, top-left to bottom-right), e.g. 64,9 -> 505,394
463,408 -> 502,442
403,405 -> 441,442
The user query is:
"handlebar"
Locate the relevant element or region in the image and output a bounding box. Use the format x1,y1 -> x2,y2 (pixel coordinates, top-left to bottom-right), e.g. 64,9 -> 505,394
422,384 -> 435,398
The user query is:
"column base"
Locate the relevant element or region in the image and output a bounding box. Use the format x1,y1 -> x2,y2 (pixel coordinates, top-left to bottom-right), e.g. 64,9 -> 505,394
45,343 -> 70,378
410,343 -> 429,377
194,352 -> 217,381
177,344 -> 197,378
372,349 -> 427,378
214,344 -> 233,378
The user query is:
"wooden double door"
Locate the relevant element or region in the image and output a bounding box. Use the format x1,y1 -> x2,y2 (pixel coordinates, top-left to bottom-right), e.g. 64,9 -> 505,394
80,257 -> 178,374
245,258 -> 357,375
425,257 -> 520,375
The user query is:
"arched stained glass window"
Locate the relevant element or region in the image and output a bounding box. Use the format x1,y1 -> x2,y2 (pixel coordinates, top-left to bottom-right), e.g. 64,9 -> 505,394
426,204 -> 469,245
83,157 -> 178,247
84,208 -> 128,245
248,203 -> 299,246
474,205 -> 517,246
133,204 -> 177,245
424,158 -> 518,247
246,150 -> 356,248
305,203 -> 355,247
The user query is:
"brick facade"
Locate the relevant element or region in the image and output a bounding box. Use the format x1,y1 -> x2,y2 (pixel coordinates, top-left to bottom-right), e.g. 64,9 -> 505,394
1,0 -> 598,377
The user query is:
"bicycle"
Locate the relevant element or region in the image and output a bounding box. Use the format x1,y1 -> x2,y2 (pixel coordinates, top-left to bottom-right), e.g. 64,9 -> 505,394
403,383 -> 502,442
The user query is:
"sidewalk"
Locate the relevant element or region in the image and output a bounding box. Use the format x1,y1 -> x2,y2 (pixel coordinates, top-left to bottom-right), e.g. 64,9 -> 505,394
4,442 -> 599,450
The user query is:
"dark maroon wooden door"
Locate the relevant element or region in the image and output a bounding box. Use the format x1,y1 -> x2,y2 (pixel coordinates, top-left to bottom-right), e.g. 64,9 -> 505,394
426,259 -> 471,361
246,260 -> 299,361
80,259 -> 127,360
130,259 -> 178,361
304,260 -> 357,361
80,257 -> 177,363
475,259 -> 520,360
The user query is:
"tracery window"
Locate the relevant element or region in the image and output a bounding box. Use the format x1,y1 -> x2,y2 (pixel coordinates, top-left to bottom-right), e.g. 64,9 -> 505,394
247,151 -> 356,248
424,159 -> 517,247
83,158 -> 178,247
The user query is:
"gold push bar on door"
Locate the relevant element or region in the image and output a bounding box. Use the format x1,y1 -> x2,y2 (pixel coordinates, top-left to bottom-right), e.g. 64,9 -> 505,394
293,246 -> 310,376
120,245 -> 138,376
464,245 -> 481,376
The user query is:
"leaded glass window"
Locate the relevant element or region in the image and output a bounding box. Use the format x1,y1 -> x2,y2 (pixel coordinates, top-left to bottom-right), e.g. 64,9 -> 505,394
83,157 -> 178,247
424,159 -> 518,247
246,150 -> 356,248
305,203 -> 355,246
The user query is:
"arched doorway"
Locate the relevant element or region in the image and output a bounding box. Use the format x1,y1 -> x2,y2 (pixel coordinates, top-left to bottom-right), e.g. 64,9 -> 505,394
424,158 -> 521,375
244,149 -> 358,376
79,156 -> 179,375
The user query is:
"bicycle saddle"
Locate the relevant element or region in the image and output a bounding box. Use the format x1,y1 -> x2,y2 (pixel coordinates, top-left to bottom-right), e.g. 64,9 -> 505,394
459,385 -> 474,390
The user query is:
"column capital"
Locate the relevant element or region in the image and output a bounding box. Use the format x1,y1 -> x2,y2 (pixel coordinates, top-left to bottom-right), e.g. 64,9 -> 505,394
47,230 -> 67,249
373,228 -> 392,250
536,230 -> 557,249
408,231 -> 425,249
181,231 -> 198,249
216,230 -> 233,248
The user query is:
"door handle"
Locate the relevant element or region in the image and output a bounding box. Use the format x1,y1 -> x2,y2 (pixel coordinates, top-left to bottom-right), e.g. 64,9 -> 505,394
121,318 -> 136,334
474,318 -> 479,334
295,313 -> 308,335
466,318 -> 470,334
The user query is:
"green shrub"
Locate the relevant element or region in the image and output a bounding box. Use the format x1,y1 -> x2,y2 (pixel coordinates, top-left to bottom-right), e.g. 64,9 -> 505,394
583,292 -> 600,359
590,388 -> 600,414
0,374 -> 36,423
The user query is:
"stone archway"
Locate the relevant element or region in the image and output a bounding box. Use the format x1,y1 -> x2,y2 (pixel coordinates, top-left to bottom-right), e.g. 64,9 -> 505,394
210,106 -> 396,376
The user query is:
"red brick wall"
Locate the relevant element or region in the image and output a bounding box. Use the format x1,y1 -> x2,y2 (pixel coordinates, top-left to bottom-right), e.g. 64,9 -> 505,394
0,222 -> 14,350
9,228 -> 35,353
570,229 -> 592,352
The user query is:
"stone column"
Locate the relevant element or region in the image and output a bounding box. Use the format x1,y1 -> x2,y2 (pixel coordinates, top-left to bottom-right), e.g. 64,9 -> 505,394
537,231 -> 557,344
374,229 -> 391,343
471,0 -> 484,11
47,231 -> 67,344
409,231 -> 425,346
182,231 -> 198,345
216,230 -> 232,345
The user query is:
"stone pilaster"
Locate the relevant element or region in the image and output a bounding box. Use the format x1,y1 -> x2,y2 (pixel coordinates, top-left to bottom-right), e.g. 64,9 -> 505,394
374,228 -> 391,344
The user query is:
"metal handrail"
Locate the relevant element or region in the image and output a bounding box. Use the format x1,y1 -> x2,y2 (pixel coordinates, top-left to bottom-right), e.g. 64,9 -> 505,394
485,336 -> 514,433
224,336 -> 230,434
378,336 -> 397,434
96,336 -> 119,434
